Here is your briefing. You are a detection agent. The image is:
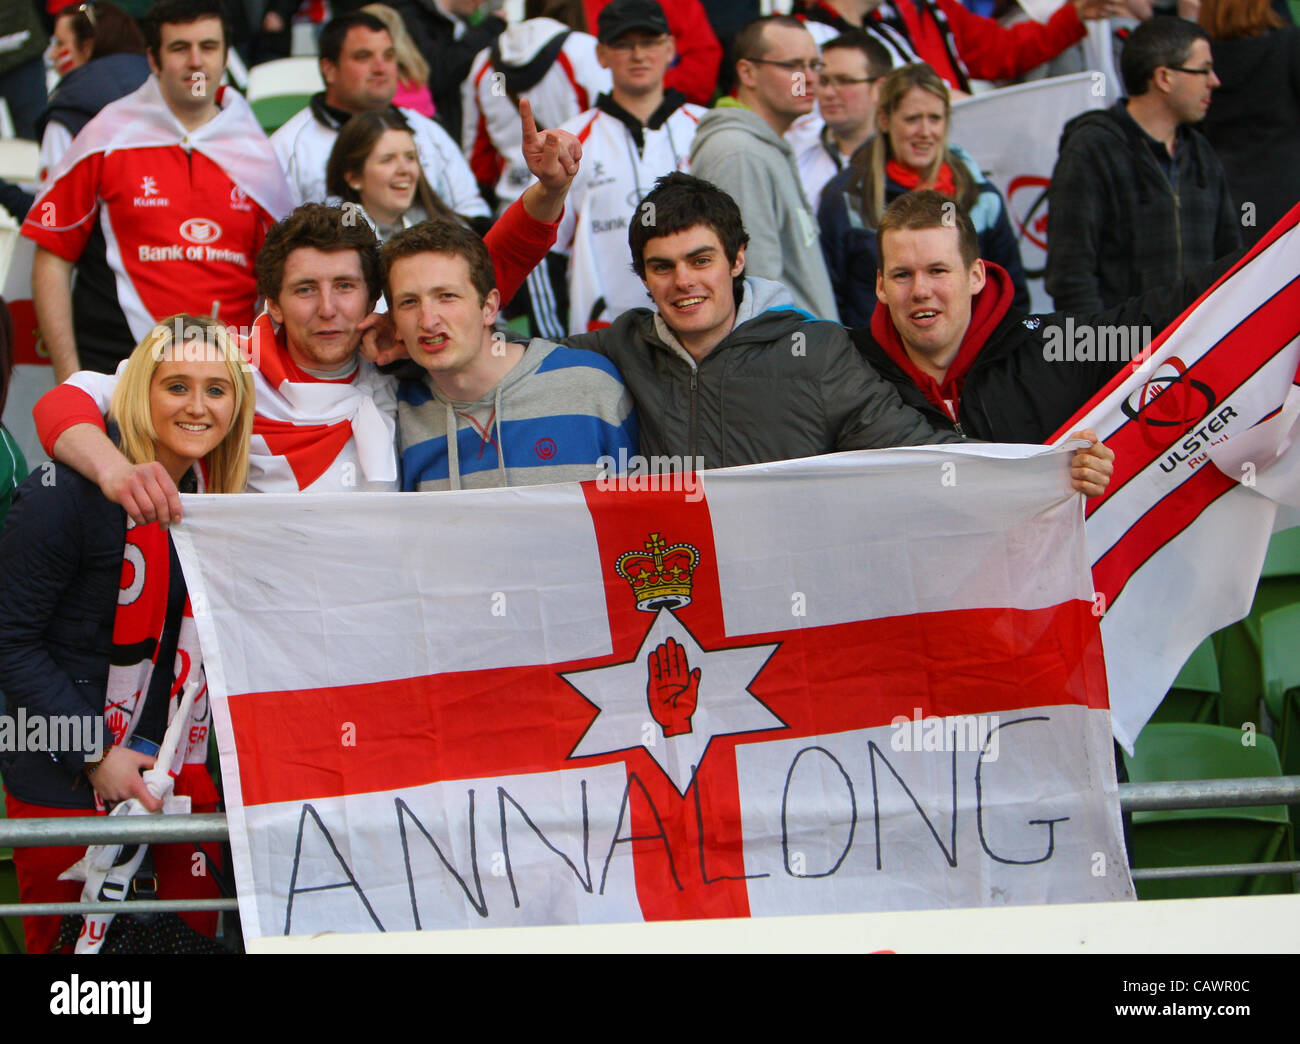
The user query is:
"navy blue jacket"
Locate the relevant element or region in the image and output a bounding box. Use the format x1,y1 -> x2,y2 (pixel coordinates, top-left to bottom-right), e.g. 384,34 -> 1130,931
35,53 -> 151,143
0,463 -> 184,809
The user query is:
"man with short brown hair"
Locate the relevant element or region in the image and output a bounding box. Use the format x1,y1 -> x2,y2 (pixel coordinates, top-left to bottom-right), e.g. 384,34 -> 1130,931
271,10 -> 489,218
383,220 -> 637,491
856,189 -> 1232,449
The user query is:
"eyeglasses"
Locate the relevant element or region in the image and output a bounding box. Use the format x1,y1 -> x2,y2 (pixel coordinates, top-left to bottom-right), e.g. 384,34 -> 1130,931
605,34 -> 671,54
1167,64 -> 1214,76
818,74 -> 882,89
747,57 -> 826,75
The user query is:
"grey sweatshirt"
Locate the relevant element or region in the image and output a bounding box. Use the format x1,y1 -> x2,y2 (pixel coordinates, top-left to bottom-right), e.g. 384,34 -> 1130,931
689,102 -> 840,322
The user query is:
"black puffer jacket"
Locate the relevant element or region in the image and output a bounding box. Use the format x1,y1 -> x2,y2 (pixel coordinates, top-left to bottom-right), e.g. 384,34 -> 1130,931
1045,100 -> 1241,314
562,277 -> 960,469
853,253 -> 1241,442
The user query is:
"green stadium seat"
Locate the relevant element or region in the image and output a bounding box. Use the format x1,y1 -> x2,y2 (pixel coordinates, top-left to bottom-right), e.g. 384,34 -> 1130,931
1123,723 -> 1294,900
1212,527 -> 1300,728
250,94 -> 313,134
1260,603 -> 1300,778
1150,638 -> 1219,723
246,57 -> 323,134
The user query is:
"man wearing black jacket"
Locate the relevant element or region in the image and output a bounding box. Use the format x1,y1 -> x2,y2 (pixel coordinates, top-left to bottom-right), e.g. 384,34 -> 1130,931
854,189 -> 1238,445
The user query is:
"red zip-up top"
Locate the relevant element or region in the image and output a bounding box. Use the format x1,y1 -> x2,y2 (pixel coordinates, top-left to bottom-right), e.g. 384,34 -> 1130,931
870,260 -> 1014,424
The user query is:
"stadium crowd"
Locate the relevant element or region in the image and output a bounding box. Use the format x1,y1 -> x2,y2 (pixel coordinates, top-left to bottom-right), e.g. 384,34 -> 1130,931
0,0 -> 1296,952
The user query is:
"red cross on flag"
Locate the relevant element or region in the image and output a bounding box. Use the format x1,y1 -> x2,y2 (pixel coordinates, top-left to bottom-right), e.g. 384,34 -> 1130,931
173,444 -> 1132,942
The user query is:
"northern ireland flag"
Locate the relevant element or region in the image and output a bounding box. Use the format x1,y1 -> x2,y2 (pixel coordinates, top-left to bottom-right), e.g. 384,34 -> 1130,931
1054,202 -> 1300,750
173,444 -> 1132,941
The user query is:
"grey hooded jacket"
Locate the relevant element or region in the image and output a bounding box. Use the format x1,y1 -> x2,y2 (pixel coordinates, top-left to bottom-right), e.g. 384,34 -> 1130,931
689,103 -> 840,322
563,277 -> 957,469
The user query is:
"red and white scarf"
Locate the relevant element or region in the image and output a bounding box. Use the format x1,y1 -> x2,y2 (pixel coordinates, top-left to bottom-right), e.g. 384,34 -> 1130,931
101,506 -> 211,788
246,313 -> 398,492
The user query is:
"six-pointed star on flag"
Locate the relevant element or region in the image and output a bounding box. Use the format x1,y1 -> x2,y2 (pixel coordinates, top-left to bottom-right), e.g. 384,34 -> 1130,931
563,609 -> 785,795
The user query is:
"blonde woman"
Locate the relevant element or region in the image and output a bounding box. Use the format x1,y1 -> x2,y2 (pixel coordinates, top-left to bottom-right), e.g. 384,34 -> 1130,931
0,315 -> 253,954
362,3 -> 436,118
818,62 -> 1029,327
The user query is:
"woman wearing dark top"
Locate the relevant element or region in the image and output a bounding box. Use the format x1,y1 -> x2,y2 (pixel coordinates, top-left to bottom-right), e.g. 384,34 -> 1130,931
0,315 -> 253,954
1199,0 -> 1300,248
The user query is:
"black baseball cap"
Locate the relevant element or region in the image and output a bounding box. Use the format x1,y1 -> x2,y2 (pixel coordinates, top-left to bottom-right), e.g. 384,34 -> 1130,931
597,0 -> 670,44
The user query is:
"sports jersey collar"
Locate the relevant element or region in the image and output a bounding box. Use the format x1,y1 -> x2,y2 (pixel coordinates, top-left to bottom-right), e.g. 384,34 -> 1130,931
595,88 -> 689,151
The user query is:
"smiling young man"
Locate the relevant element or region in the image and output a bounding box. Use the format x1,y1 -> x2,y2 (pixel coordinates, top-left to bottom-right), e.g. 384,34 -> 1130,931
272,11 -> 489,221
1045,16 -> 1240,313
855,189 -> 1235,448
689,15 -> 839,320
384,222 -> 636,491
557,171 -> 962,467
23,0 -> 293,381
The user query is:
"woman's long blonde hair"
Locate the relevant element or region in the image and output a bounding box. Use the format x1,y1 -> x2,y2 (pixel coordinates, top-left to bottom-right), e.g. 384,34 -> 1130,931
109,315 -> 255,494
362,3 -> 430,87
848,62 -> 977,228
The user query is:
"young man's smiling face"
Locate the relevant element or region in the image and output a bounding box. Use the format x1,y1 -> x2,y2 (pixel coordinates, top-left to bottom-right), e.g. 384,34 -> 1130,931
640,225 -> 746,361
267,247 -> 371,372
875,224 -> 985,372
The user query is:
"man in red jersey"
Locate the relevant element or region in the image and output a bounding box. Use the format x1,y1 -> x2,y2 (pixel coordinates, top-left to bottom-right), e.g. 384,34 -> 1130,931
24,0 -> 293,382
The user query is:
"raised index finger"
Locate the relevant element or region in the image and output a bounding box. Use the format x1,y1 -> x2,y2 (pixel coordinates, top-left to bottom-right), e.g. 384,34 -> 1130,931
519,97 -> 538,149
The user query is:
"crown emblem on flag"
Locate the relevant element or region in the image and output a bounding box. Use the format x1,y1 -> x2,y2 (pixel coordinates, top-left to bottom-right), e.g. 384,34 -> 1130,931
615,533 -> 700,612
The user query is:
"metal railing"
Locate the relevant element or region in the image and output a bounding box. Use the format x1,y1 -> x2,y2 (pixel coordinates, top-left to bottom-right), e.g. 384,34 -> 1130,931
3,778 -> 1299,918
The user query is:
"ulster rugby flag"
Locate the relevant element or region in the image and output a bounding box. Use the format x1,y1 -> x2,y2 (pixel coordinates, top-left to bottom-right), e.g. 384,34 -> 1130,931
174,445 -> 1131,940
1055,202 -> 1300,750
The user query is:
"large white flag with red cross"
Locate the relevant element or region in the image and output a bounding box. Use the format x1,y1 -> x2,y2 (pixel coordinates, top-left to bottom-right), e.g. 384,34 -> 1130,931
173,444 -> 1132,941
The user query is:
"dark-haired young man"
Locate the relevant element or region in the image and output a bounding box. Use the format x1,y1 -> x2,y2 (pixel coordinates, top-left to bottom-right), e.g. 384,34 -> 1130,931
1045,16 -> 1240,313
24,0 -> 293,381
384,222 -> 637,491
271,11 -> 488,220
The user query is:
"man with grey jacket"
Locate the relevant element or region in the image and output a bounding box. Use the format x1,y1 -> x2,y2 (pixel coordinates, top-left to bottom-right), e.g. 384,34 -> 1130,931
688,15 -> 840,321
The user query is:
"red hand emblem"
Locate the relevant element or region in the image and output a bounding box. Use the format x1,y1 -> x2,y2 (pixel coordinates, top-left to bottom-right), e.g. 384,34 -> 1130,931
647,637 -> 700,738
